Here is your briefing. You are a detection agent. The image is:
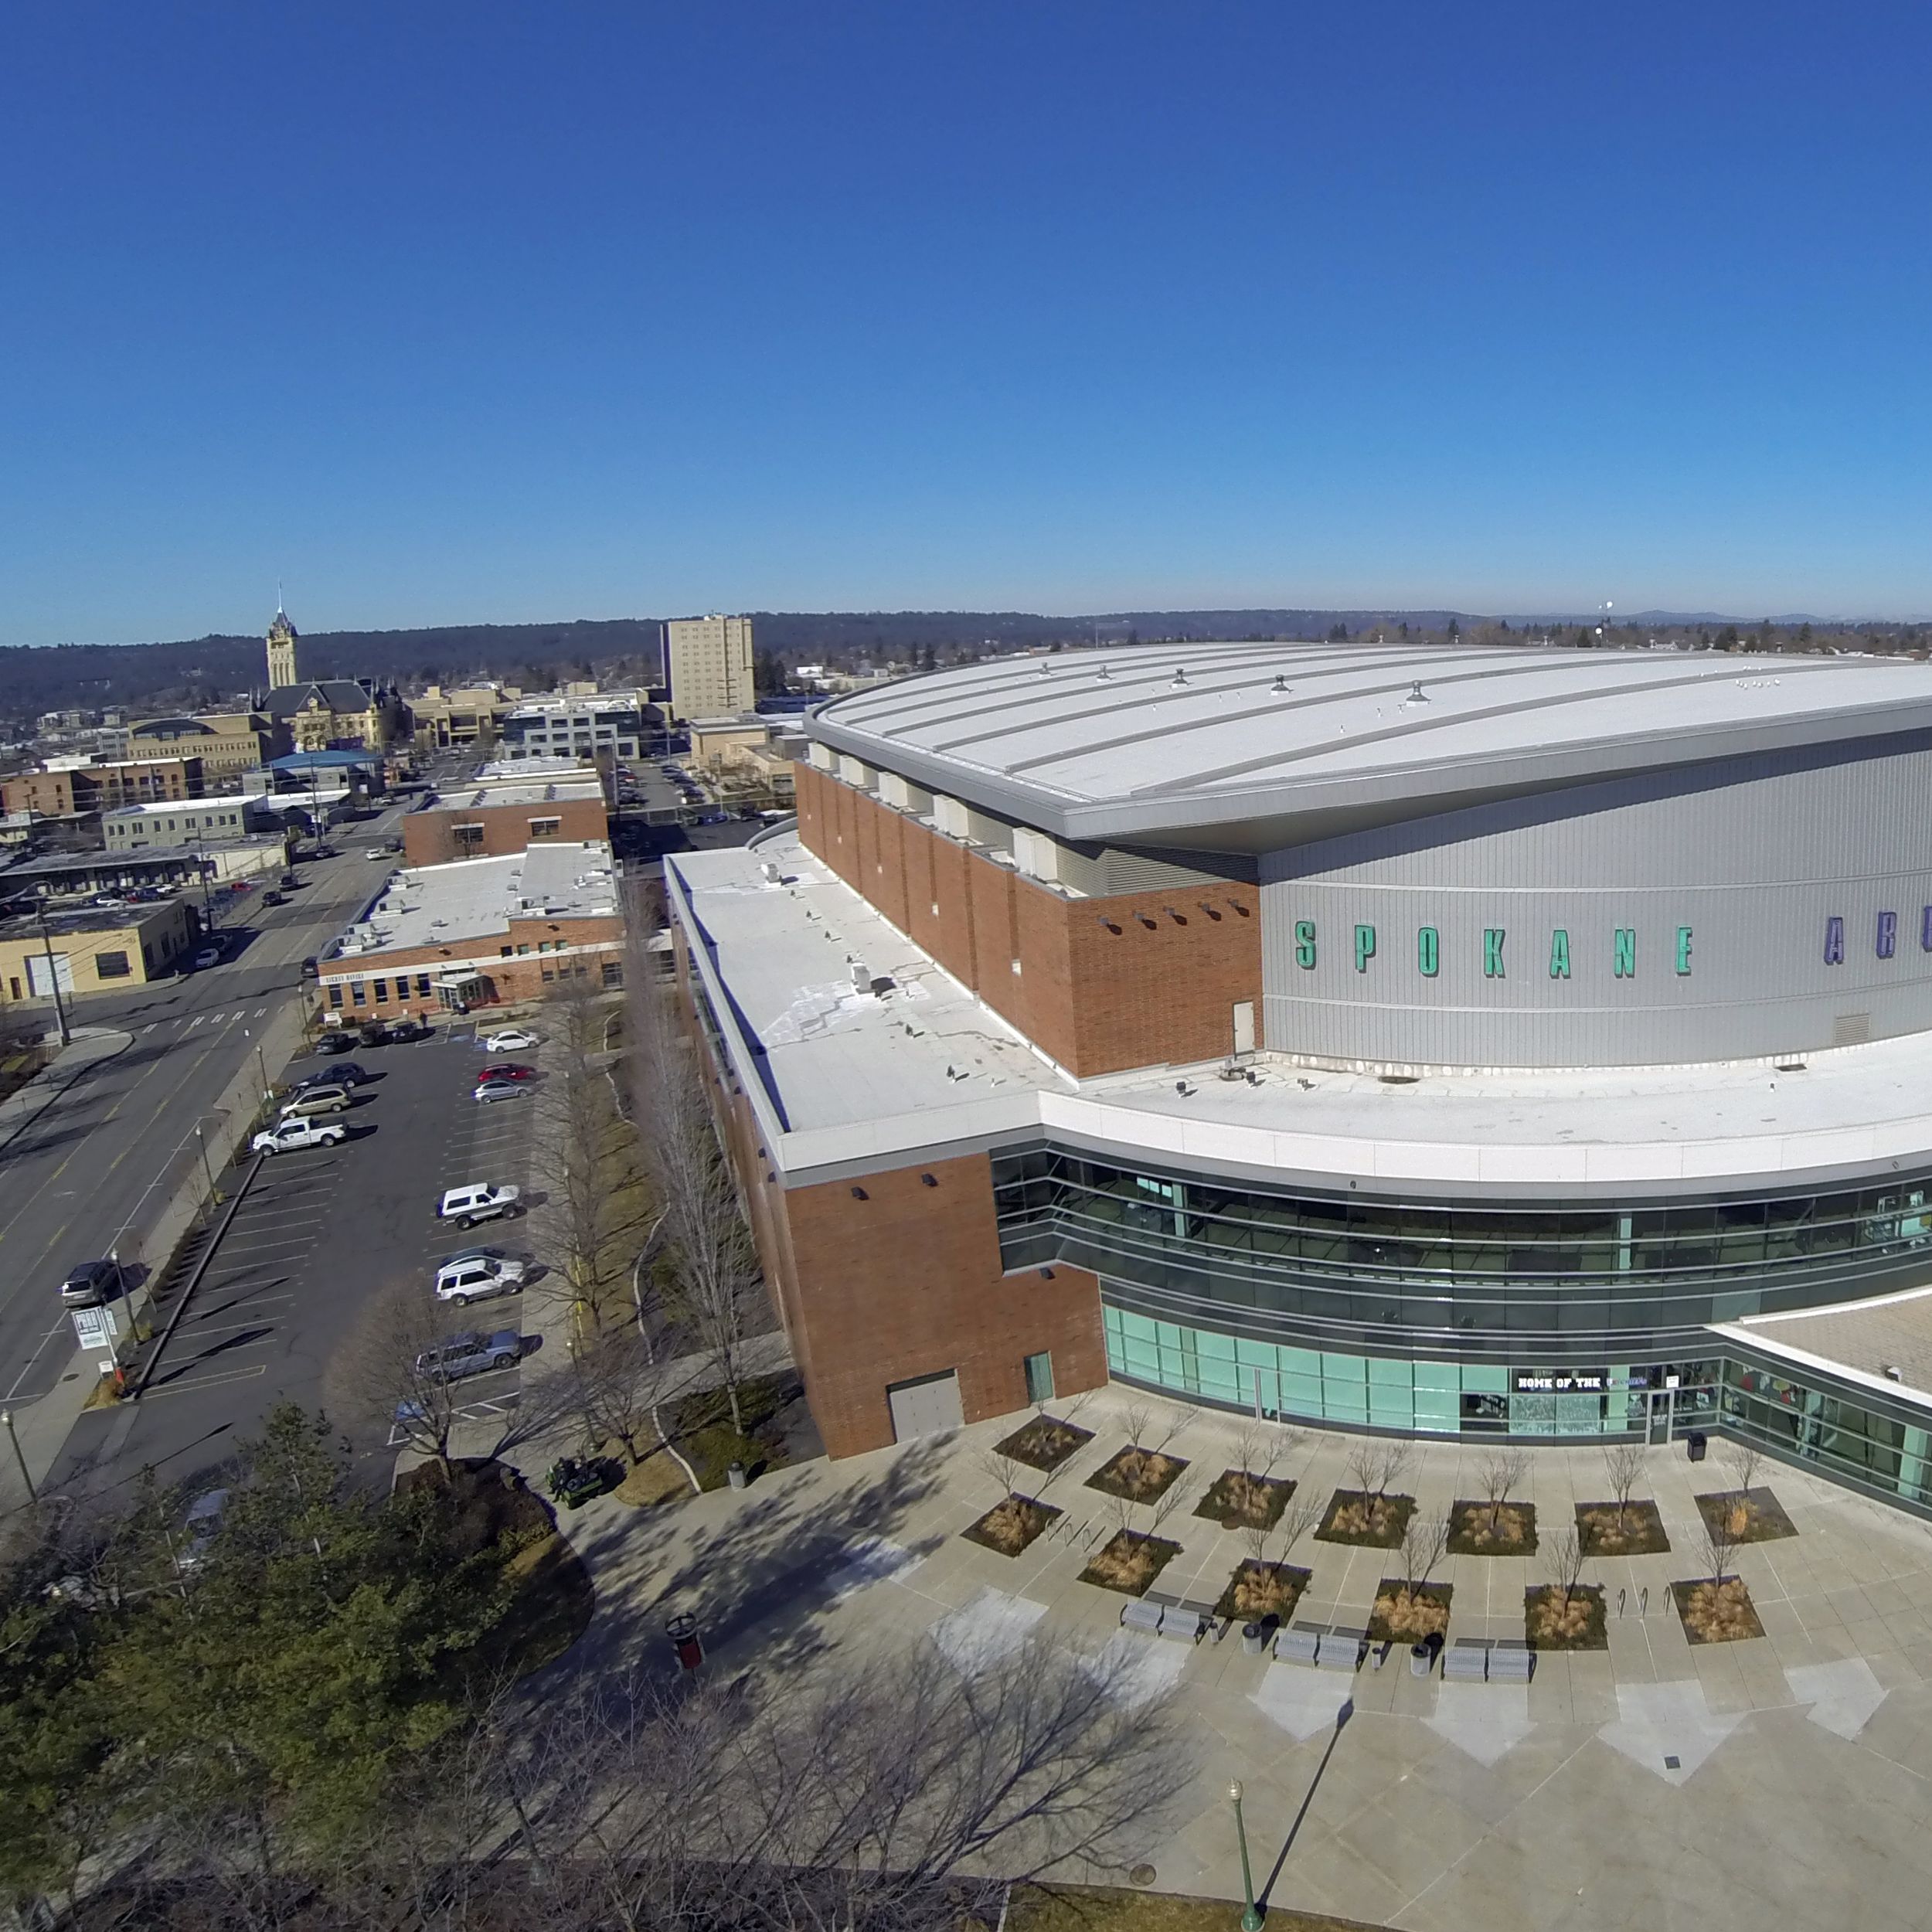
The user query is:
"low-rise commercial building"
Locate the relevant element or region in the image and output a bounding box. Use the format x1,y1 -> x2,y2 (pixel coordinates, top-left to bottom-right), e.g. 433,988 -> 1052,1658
498,692 -> 647,762
401,768 -> 608,866
407,682 -> 520,750
0,757 -> 204,821
102,797 -> 291,851
0,897 -> 196,1000
317,840 -> 624,1021
124,713 -> 287,787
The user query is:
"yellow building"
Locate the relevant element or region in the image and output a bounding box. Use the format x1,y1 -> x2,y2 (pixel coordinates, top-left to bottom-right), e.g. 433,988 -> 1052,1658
124,712 -> 284,787
260,607 -> 406,752
0,898 -> 196,1001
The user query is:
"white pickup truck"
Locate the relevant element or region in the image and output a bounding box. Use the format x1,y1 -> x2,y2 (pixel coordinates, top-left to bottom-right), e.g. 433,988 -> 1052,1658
252,1116 -> 347,1156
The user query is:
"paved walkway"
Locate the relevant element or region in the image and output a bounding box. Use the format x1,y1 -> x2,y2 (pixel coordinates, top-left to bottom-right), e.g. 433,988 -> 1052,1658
0,1026 -> 129,1157
536,1380 -> 1932,1932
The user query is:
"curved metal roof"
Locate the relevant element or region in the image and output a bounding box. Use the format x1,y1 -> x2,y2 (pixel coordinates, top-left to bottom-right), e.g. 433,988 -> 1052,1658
808,642 -> 1932,849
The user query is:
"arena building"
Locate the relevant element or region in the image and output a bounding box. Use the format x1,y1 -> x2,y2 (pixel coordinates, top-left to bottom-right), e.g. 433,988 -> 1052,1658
665,642 -> 1932,1519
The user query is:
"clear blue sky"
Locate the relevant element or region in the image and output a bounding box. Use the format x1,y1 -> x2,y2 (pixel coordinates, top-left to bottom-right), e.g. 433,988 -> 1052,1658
4,1 -> 1930,645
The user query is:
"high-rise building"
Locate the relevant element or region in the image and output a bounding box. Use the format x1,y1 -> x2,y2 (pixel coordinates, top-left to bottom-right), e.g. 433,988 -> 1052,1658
267,607 -> 300,689
665,614 -> 753,720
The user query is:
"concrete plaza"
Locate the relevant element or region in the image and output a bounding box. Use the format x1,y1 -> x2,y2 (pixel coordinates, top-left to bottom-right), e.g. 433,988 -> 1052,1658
546,1385 -> 1932,1932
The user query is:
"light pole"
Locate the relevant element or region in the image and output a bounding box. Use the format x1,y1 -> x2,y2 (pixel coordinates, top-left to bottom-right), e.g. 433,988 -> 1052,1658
1229,1781 -> 1263,1931
1,1408 -> 34,1503
244,1026 -> 270,1106
196,1120 -> 220,1207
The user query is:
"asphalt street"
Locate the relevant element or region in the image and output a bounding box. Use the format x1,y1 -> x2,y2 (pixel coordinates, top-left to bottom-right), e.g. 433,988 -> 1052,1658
0,781 -> 454,1417
49,1022 -> 539,1502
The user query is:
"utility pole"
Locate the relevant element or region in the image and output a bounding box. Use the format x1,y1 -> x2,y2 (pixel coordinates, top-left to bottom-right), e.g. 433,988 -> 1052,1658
1,1408 -> 34,1503
36,903 -> 70,1047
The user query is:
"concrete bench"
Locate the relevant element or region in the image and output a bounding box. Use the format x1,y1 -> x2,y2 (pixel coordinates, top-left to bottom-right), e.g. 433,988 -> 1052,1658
1444,1638 -> 1490,1682
1120,1599 -> 1166,1638
1274,1621 -> 1325,1667
1488,1641 -> 1535,1682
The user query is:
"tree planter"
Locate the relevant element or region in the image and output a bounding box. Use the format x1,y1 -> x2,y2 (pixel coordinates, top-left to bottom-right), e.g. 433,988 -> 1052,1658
1315,1488 -> 1416,1549
1575,1499 -> 1671,1556
1448,1498 -> 1538,1556
1369,1580 -> 1453,1645
1192,1468 -> 1295,1529
995,1415 -> 1094,1475
1084,1446 -> 1189,1505
961,1495 -> 1062,1557
1524,1583 -> 1609,1650
1078,1530 -> 1182,1597
1213,1560 -> 1311,1623
1693,1485 -> 1798,1546
1671,1577 -> 1765,1644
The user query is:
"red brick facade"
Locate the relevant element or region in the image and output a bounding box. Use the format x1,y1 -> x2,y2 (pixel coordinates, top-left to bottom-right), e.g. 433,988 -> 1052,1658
403,793 -> 608,866
318,910 -> 624,1021
794,760 -> 1262,1076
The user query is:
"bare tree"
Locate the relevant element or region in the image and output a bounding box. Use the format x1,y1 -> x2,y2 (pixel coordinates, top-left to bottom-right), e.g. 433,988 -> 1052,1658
1241,1490 -> 1321,1579
1120,1401 -> 1154,1456
978,1442 -> 1025,1504
1478,1446 -> 1530,1532
1233,1422 -> 1282,1488
1699,1493 -> 1741,1588
1545,1525 -> 1587,1617
542,1321 -> 705,1476
1604,1442 -> 1647,1533
1399,1513 -> 1450,1597
1723,1437 -> 1765,1536
629,923 -> 762,1436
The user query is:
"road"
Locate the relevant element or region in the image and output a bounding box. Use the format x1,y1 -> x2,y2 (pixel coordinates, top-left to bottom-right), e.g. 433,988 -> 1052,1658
0,787 -> 435,1416
48,1022 -> 539,1503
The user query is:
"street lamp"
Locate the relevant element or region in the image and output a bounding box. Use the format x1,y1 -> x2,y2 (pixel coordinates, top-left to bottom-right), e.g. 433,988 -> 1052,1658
1,1409 -> 35,1504
1229,1781 -> 1263,1932
244,1026 -> 270,1105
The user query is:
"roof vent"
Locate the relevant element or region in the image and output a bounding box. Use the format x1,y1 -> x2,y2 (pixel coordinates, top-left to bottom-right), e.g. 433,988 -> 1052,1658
1170,668 -> 1189,687
1096,664 -> 1111,680
1036,661 -> 1053,677
1403,680 -> 1430,706
1884,1364 -> 1904,1382
1272,675 -> 1290,692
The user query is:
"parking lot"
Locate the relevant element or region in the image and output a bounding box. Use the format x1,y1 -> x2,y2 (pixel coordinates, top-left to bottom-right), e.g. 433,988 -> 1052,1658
49,1024 -> 541,1499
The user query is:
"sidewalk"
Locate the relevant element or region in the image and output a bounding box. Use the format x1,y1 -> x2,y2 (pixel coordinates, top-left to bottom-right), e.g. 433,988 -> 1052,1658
0,1026 -> 131,1158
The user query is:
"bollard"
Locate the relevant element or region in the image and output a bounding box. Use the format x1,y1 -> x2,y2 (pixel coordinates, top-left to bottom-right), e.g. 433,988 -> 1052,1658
726,1461 -> 747,1491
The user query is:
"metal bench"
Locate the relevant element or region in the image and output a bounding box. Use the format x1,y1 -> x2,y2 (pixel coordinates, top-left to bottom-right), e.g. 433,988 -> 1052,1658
1488,1640 -> 1535,1682
1274,1621 -> 1325,1667
1317,1624 -> 1366,1672
1120,1599 -> 1166,1638
1177,1596 -> 1229,1644
1444,1638 -> 1490,1682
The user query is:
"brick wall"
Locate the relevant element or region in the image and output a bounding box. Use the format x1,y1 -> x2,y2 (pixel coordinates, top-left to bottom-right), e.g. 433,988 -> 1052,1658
318,913 -> 624,1019
403,794 -> 608,866
793,761 -> 1262,1075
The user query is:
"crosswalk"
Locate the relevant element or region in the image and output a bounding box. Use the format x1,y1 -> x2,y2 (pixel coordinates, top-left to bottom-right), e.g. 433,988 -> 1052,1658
141,1006 -> 274,1036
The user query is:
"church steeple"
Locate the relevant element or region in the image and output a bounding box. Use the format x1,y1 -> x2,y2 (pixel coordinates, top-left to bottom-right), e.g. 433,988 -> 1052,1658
267,604 -> 300,689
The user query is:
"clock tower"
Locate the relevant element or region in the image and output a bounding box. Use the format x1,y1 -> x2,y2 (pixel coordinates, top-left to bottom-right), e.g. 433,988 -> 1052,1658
267,605 -> 299,689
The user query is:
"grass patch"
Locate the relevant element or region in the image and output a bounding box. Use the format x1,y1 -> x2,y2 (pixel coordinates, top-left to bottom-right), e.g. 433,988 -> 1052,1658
1368,1580 -> 1453,1644
1315,1488 -> 1414,1549
1447,1498 -> 1538,1556
1524,1583 -> 1608,1650
995,1413 -> 1094,1473
1214,1560 -> 1311,1624
1084,1445 -> 1189,1505
1693,1485 -> 1798,1545
1576,1499 -> 1671,1556
611,1448 -> 694,1508
1192,1468 -> 1294,1529
1672,1577 -> 1766,1644
1078,1529 -> 1182,1597
670,1369 -> 803,1489
962,1494 -> 1063,1556
1008,1880 -> 1382,1932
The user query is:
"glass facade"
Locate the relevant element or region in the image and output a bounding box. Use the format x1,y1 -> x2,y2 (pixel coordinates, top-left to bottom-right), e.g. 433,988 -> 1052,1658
994,1148 -> 1932,1363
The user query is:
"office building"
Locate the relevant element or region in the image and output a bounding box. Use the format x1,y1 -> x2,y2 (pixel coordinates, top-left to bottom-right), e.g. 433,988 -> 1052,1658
666,614 -> 754,720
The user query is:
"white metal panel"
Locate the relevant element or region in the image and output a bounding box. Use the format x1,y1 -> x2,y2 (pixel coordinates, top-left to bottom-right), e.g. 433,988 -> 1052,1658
886,1371 -> 962,1441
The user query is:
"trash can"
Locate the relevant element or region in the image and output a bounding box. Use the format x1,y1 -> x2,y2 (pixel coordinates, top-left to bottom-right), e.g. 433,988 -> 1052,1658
667,1613 -> 703,1672
726,1461 -> 748,1491
1685,1431 -> 1708,1463
1241,1621 -> 1265,1657
1409,1642 -> 1432,1678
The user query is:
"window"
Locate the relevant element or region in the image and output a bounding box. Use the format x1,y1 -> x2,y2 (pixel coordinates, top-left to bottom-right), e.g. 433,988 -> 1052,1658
516,943 -> 530,955
351,982 -> 366,1006
528,817 -> 562,838
415,973 -> 432,996
328,985 -> 343,1007
95,950 -> 131,979
600,960 -> 624,988
372,978 -> 389,1003
499,945 -> 512,957
541,967 -> 556,983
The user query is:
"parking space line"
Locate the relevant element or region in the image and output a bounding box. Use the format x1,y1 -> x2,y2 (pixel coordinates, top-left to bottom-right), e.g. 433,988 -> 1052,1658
139,1364 -> 269,1400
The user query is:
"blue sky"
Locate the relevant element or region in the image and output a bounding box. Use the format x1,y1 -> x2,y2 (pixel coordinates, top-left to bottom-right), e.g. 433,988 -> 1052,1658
4,1 -> 1930,645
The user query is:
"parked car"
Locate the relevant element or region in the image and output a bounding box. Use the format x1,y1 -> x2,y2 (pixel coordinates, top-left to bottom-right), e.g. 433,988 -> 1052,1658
291,1061 -> 369,1090
411,1328 -> 523,1383
301,956 -> 320,980
260,890 -> 284,906
363,847 -> 389,862
357,1022 -> 391,1048
437,1182 -> 522,1227
281,872 -> 300,888
279,1083 -> 352,1117
476,1062 -> 537,1083
481,1027 -> 539,1052
253,1116 -> 346,1155
59,1258 -> 123,1308
472,1077 -> 529,1104
177,1489 -> 228,1571
192,947 -> 222,970
313,1027 -> 352,1053
433,1249 -> 527,1305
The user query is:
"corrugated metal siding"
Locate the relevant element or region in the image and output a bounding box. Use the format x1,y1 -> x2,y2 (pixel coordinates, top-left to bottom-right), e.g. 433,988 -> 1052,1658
1260,736 -> 1932,1068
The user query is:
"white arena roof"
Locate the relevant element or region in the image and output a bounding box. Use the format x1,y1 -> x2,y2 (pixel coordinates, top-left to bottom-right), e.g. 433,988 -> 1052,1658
808,643 -> 1932,849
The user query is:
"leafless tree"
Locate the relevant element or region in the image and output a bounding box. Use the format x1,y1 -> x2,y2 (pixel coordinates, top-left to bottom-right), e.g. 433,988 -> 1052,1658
1233,1422 -> 1282,1488
978,1443 -> 1026,1504
1723,1437 -> 1765,1534
1399,1513 -> 1449,1597
1240,1490 -> 1321,1580
1120,1401 -> 1154,1455
1478,1446 -> 1530,1532
629,921 -> 762,1436
1699,1493 -> 1741,1588
1604,1441 -> 1647,1532
541,1321 -> 705,1478
1347,1438 -> 1411,1506
1546,1525 -> 1587,1617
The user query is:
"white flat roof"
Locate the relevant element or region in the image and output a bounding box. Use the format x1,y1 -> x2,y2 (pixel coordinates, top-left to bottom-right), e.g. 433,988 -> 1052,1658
443,777 -> 605,812
473,757 -> 600,781
673,833 -> 1932,1195
328,839 -> 619,963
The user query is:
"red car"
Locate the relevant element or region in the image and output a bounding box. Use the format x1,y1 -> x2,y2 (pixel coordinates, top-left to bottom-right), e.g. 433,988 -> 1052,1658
477,1062 -> 538,1083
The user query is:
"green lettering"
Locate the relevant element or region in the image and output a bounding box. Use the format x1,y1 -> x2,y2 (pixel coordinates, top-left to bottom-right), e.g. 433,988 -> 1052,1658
1484,928 -> 1506,978
1417,925 -> 1439,977
1614,927 -> 1636,978
1676,926 -> 1693,975
1549,928 -> 1570,979
1355,923 -> 1376,972
1294,920 -> 1316,969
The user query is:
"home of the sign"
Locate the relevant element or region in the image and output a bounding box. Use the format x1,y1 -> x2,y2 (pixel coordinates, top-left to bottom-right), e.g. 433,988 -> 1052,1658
1291,923 -> 1695,978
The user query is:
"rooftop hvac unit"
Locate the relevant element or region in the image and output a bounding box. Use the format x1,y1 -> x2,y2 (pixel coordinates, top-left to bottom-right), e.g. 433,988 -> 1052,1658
760,860 -> 781,883
849,958 -> 870,993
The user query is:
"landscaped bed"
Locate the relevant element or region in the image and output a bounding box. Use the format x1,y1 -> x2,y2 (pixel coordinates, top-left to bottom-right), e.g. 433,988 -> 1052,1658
1523,1583 -> 1609,1650
962,1493 -> 1063,1557
1447,1498 -> 1538,1556
1192,1468 -> 1295,1529
1576,1499 -> 1672,1556
1079,1529 -> 1183,1597
1085,1444 -> 1189,1505
1368,1579 -> 1453,1644
1672,1577 -> 1766,1644
1315,1487 -> 1415,1549
995,1413 -> 1094,1474
1214,1560 -> 1311,1623
1693,1485 -> 1798,1545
